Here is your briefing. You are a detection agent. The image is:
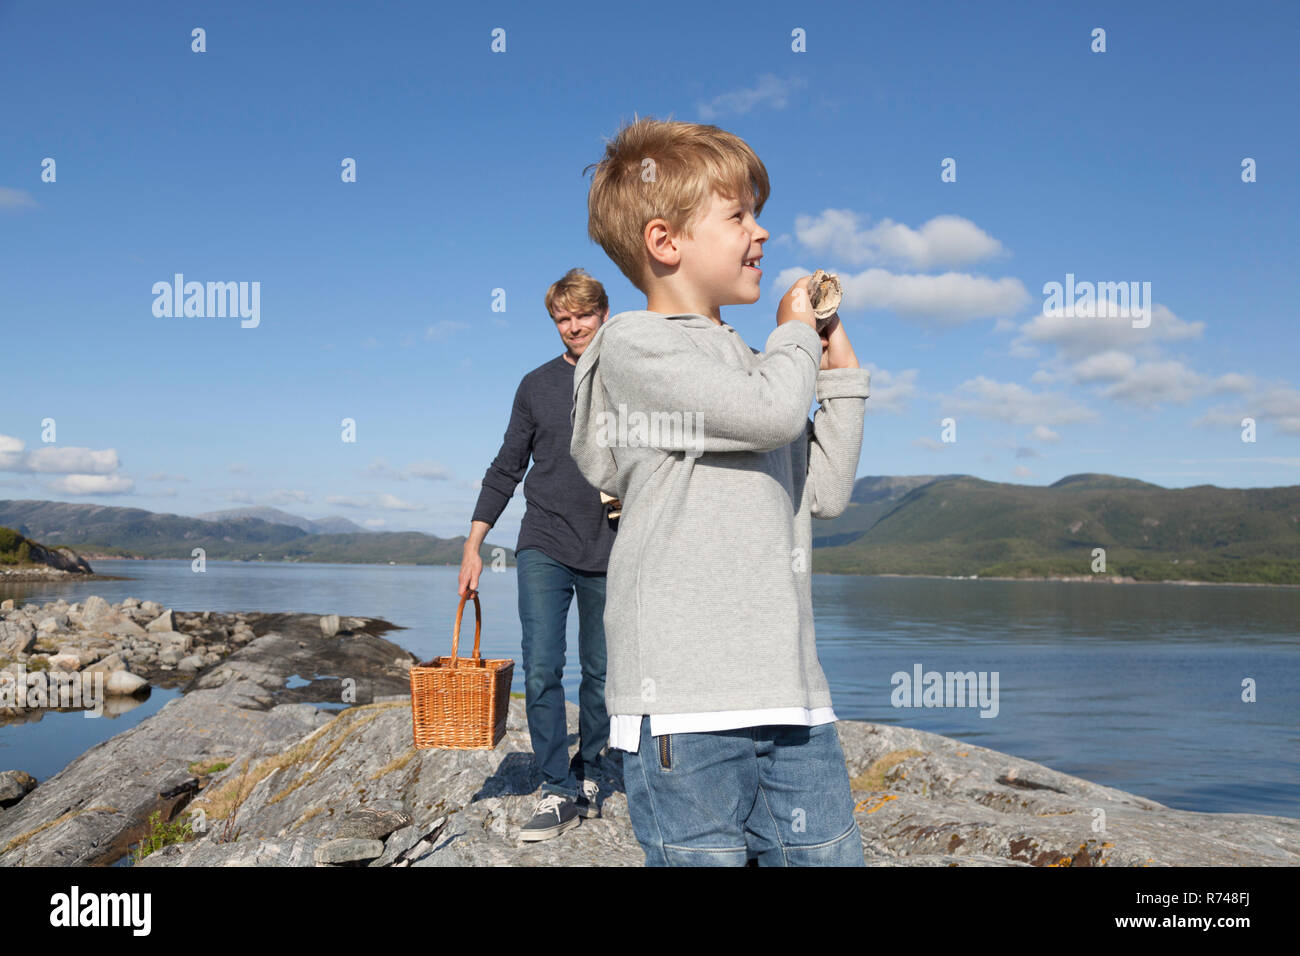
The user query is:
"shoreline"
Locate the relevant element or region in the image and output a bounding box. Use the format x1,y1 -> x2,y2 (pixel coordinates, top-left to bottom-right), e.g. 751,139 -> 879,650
858,571 -> 1300,590
11,557 -> 1299,590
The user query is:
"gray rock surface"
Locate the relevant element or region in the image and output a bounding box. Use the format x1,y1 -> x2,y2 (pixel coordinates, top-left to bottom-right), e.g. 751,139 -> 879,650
140,698 -> 1299,868
0,610 -> 410,865
3,600 -> 1296,868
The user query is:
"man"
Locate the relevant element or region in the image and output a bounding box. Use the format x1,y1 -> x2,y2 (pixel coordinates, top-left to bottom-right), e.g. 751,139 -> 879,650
459,267 -> 618,842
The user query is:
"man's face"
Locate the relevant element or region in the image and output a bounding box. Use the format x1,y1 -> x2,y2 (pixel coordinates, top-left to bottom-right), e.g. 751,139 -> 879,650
554,306 -> 608,361
674,190 -> 768,307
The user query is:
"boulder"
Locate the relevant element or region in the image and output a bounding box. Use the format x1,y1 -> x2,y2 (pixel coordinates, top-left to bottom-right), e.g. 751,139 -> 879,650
0,770 -> 37,808
105,670 -> 149,696
85,653 -> 126,674
0,619 -> 36,656
319,614 -> 341,638
79,596 -> 120,629
146,609 -> 176,633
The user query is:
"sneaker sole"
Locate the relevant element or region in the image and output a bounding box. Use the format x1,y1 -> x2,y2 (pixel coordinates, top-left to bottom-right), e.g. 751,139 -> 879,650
517,815 -> 581,842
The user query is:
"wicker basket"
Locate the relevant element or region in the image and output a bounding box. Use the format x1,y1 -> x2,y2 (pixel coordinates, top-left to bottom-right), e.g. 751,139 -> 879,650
409,589 -> 514,750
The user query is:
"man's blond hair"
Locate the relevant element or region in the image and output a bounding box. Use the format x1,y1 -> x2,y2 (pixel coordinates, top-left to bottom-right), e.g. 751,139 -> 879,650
584,115 -> 771,293
544,267 -> 608,320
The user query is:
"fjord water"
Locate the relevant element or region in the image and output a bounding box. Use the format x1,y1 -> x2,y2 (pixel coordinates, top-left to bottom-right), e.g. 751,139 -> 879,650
2,559 -> 1296,818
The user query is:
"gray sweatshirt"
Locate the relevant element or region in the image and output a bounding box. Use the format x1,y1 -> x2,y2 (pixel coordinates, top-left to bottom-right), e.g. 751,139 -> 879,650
569,310 -> 871,715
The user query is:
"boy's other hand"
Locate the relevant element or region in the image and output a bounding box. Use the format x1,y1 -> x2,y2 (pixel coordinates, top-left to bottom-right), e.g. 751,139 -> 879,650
818,313 -> 860,370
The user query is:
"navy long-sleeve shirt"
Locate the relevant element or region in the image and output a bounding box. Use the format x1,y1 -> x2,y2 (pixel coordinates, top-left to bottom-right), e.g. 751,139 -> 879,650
471,354 -> 616,572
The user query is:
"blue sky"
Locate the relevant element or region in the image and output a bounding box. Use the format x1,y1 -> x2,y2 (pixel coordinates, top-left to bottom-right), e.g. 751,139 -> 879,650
2,0 -> 1297,546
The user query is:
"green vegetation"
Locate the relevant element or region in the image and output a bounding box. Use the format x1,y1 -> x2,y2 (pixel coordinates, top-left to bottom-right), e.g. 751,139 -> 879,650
812,474 -> 1300,585
0,526 -> 33,565
129,810 -> 194,863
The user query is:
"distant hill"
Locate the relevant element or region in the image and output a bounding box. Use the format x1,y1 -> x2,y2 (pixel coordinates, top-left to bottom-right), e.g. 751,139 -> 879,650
813,474 -> 965,548
811,474 -> 1300,584
6,475 -> 1299,584
0,500 -> 511,566
195,506 -> 371,535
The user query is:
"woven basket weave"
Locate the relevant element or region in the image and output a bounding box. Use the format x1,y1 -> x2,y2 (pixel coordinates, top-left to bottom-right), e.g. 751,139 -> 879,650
409,590 -> 513,750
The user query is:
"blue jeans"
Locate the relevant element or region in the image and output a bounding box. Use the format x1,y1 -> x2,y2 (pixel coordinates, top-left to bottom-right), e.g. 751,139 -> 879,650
516,547 -> 609,801
622,718 -> 866,866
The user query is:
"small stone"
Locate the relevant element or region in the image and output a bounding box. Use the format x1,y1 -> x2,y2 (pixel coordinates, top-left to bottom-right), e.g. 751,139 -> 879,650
314,838 -> 384,865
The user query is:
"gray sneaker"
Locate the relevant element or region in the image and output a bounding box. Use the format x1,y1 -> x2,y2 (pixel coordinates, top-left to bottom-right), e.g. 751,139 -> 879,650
518,792 -> 580,842
575,778 -> 601,819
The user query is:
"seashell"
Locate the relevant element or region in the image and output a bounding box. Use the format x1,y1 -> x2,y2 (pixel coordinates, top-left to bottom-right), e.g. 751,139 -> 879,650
808,269 -> 843,331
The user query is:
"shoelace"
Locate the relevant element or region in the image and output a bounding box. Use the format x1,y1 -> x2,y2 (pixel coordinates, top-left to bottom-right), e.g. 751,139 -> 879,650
535,793 -> 567,818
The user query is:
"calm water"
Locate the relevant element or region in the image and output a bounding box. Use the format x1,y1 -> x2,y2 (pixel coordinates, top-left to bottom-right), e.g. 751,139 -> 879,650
2,559 -> 1297,818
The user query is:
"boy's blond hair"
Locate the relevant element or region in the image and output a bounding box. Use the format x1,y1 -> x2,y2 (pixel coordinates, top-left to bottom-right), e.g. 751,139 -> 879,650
584,115 -> 771,293
544,267 -> 608,320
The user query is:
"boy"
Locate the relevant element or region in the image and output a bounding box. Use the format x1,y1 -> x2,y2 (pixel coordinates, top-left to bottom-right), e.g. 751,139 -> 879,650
570,116 -> 871,865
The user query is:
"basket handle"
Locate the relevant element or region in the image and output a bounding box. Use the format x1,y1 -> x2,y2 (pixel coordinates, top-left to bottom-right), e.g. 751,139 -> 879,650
449,589 -> 483,667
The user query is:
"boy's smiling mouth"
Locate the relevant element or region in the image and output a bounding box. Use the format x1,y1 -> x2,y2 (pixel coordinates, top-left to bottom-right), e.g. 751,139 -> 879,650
743,254 -> 762,275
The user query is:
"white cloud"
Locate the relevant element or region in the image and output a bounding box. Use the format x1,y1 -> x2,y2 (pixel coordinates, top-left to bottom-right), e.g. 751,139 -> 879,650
326,493 -> 423,511
941,376 -> 1098,427
1013,303 -> 1203,360
1209,372 -> 1254,394
146,472 -> 189,482
772,266 -> 1029,327
1193,382 -> 1300,435
697,73 -> 805,120
913,437 -> 945,451
0,434 -> 24,469
266,489 -> 311,505
793,210 -> 1006,269
407,461 -> 451,481
1031,425 -> 1061,443
1098,360 -> 1205,408
49,474 -> 134,495
1070,350 -> 1136,383
366,458 -> 451,481
860,364 -> 917,415
1012,465 -> 1033,477
21,445 -> 120,474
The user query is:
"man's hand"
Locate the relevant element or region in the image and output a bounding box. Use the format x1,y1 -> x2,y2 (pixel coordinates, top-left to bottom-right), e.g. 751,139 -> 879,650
458,541 -> 483,597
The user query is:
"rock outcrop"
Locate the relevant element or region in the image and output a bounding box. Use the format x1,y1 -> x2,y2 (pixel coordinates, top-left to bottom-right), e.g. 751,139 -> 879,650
1,601 -> 1296,867
0,526 -> 93,580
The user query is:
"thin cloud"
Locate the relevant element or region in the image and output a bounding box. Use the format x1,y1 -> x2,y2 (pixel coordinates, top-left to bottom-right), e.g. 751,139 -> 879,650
0,186 -> 38,210
697,74 -> 805,120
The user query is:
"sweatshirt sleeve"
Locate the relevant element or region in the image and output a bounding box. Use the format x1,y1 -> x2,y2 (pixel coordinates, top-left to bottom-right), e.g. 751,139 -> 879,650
804,367 -> 871,519
471,378 -> 535,527
599,319 -> 824,454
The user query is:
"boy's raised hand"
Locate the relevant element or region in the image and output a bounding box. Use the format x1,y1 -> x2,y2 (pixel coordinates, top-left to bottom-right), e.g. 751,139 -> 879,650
776,275 -> 859,371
